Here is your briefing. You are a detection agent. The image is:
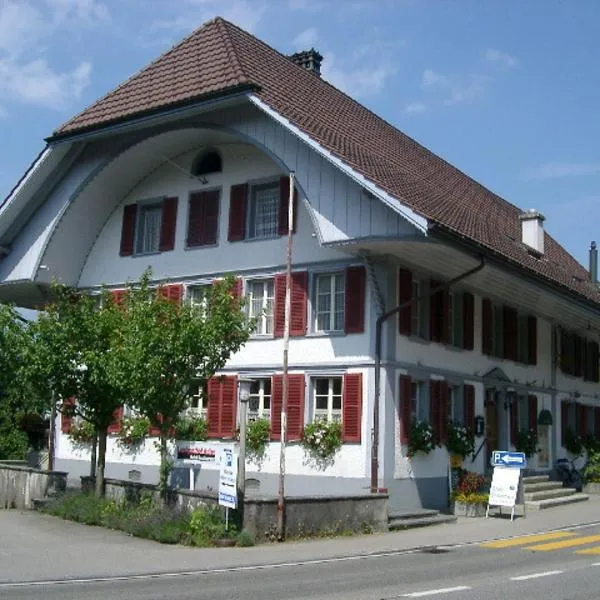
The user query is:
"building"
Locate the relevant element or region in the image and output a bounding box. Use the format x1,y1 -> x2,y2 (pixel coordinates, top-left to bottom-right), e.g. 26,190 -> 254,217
0,18 -> 599,512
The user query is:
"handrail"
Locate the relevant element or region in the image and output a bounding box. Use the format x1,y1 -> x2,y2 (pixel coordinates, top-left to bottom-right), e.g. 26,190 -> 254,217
472,437 -> 487,462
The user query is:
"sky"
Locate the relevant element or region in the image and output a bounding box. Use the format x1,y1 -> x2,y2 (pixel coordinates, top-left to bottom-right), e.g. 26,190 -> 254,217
1,0 -> 599,267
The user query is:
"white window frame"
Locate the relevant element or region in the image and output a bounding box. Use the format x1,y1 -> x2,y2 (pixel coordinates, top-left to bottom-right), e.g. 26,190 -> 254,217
187,380 -> 208,419
187,284 -> 210,317
312,376 -> 343,423
248,181 -> 279,240
410,380 -> 430,423
313,272 -> 345,333
247,378 -> 272,421
448,385 -> 464,424
135,199 -> 163,255
246,278 -> 275,335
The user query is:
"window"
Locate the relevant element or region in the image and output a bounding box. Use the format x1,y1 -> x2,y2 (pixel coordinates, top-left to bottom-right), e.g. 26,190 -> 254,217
410,381 -> 429,422
492,305 -> 504,357
448,292 -> 463,348
314,273 -> 345,332
191,150 -> 222,176
248,378 -> 271,421
136,202 -> 163,254
517,395 -> 529,432
188,380 -> 208,418
248,181 -> 279,239
187,284 -> 210,317
448,386 -> 464,424
247,279 -> 274,335
313,377 -> 342,423
517,315 -> 529,364
585,406 -> 595,436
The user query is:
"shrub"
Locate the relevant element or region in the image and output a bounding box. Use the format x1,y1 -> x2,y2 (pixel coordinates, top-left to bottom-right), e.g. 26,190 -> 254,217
407,419 -> 436,457
451,470 -> 488,504
43,491 -> 106,525
446,421 -> 475,458
117,416 -> 150,448
515,429 -> 538,458
174,416 -> 208,441
189,505 -> 235,546
564,428 -> 584,457
584,450 -> 600,483
236,529 -> 255,547
68,420 -> 95,444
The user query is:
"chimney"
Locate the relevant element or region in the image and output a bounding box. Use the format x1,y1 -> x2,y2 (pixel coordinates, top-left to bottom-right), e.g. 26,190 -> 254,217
590,241 -> 598,284
288,49 -> 323,76
519,209 -> 545,255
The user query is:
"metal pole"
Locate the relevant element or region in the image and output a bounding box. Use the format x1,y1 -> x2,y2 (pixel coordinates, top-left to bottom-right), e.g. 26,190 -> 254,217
238,398 -> 247,505
48,393 -> 56,472
277,172 -> 295,541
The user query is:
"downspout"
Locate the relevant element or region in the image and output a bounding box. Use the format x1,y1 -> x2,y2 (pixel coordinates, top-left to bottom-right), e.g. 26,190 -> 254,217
371,255 -> 486,493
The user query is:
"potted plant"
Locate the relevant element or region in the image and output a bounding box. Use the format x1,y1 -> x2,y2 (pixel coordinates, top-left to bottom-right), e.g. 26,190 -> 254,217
300,419 -> 342,469
174,415 -> 208,441
245,417 -> 270,465
407,419 -> 436,458
68,420 -> 95,445
446,421 -> 475,462
451,471 -> 488,517
117,416 -> 150,450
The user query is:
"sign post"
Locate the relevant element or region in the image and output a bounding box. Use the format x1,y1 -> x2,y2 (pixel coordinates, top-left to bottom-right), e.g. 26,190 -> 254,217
218,445 -> 238,529
487,450 -> 527,522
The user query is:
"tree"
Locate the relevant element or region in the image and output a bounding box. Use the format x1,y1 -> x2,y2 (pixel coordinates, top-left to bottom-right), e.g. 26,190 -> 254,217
21,286 -> 127,496
119,273 -> 255,499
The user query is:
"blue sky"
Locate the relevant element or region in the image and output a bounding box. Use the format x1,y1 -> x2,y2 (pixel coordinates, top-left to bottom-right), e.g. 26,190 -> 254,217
1,0 -> 599,266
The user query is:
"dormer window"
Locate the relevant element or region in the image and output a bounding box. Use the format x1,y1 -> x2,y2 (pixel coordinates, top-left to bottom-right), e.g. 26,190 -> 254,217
191,150 -> 222,177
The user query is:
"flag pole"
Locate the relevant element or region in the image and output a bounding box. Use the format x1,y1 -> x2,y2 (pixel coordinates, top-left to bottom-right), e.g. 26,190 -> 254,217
277,171 -> 295,541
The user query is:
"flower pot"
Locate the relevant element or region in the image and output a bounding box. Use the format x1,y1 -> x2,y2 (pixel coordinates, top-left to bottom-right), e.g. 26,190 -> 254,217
452,501 -> 487,517
583,482 -> 600,495
212,537 -> 237,548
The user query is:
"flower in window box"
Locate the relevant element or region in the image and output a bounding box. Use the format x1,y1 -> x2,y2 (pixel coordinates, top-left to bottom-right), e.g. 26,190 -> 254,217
446,421 -> 475,460
407,419 -> 436,458
300,419 -> 343,470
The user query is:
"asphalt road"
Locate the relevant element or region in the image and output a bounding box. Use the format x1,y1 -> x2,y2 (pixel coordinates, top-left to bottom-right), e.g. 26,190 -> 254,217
3,527 -> 600,600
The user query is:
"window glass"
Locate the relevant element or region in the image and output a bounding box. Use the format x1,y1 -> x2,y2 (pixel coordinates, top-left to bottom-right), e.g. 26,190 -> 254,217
187,285 -> 210,317
448,386 -> 463,423
247,279 -> 274,335
249,182 -> 279,239
188,380 -> 208,418
314,273 -> 345,332
248,378 -> 271,421
517,395 -> 529,432
313,377 -> 343,423
136,203 -> 162,254
411,381 -> 429,422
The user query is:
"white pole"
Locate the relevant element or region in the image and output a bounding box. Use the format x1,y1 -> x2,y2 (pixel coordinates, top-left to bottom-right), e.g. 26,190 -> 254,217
277,172 -> 295,541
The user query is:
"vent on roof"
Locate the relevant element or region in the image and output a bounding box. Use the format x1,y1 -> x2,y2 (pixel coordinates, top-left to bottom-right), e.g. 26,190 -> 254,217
288,49 -> 323,76
519,209 -> 545,255
590,241 -> 598,284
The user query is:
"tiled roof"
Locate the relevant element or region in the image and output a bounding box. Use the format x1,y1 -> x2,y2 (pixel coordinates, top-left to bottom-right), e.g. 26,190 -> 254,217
53,18 -> 600,306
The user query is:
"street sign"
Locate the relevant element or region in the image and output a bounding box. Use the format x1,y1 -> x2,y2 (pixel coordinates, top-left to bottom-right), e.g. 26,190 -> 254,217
491,450 -> 527,469
218,445 -> 238,509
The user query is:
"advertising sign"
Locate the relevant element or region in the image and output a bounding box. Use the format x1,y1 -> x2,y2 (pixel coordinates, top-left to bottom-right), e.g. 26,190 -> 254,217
488,466 -> 520,508
218,445 -> 238,509
175,441 -> 218,463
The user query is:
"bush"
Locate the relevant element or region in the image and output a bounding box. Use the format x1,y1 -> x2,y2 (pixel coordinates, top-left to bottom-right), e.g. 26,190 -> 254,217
564,428 -> 584,457
407,419 -> 436,457
189,505 -> 235,546
69,420 -> 95,444
117,416 -> 150,448
174,416 -> 208,441
446,421 -> 475,458
44,491 -> 105,525
584,450 -> 600,483
515,429 -> 538,458
236,529 -> 255,547
451,470 -> 488,504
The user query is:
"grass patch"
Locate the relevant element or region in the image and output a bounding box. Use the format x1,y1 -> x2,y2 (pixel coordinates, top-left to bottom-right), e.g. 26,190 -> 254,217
41,492 -> 236,547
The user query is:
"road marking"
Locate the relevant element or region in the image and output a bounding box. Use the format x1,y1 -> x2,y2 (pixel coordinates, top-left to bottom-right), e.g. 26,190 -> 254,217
575,546 -> 600,555
510,570 -> 563,581
400,586 -> 472,597
480,531 -> 576,548
525,534 -> 600,551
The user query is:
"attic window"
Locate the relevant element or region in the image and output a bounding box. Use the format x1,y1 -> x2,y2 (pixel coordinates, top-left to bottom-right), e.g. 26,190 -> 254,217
191,150 -> 222,176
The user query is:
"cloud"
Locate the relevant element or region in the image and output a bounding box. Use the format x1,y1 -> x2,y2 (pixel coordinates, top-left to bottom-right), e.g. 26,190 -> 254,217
288,0 -> 328,9
421,68 -> 488,105
485,48 -> 518,69
525,162 -> 600,180
293,27 -> 318,49
404,102 -> 427,115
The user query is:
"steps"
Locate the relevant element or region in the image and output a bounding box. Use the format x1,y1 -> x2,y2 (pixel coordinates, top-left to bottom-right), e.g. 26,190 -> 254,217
522,474 -> 589,511
388,509 -> 457,531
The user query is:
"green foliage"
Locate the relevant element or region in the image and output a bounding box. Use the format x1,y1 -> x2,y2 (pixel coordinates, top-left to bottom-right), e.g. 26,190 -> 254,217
301,420 -> 343,464
246,418 -> 271,463
117,416 -> 150,448
68,420 -> 96,444
236,529 -> 255,547
174,416 -> 208,441
453,492 -> 489,505
564,428 -> 584,456
0,423 -> 29,460
446,421 -> 475,458
189,505 -> 236,545
584,450 -> 600,483
407,419 -> 436,457
515,429 -> 539,458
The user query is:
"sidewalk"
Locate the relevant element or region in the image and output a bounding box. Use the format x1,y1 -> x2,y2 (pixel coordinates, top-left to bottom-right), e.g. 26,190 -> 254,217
1,497 -> 600,584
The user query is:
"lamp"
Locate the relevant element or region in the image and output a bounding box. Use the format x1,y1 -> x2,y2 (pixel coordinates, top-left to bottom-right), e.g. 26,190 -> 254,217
538,409 -> 553,426
237,377 -> 254,524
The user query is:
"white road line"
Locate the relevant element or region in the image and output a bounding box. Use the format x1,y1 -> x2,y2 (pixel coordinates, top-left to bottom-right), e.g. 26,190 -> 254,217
592,563 -> 600,566
510,570 -> 563,581
400,586 -> 472,597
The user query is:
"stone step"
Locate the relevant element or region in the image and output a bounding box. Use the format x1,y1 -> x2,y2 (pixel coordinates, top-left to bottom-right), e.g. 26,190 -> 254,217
524,487 -> 576,502
525,493 -> 589,511
388,514 -> 457,531
388,509 -> 440,520
523,481 -> 564,492
522,475 -> 550,484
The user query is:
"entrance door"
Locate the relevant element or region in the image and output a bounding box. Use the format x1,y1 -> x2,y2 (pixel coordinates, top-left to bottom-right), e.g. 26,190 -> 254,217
485,389 -> 499,470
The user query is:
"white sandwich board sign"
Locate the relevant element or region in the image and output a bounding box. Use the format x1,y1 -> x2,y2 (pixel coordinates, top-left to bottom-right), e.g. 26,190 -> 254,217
486,450 -> 527,521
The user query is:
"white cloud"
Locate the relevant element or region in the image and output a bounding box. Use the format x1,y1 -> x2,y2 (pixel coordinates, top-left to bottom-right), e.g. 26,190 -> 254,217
322,52 -> 395,97
0,1 -> 45,57
288,0 -> 328,9
404,102 -> 427,115
525,162 -> 600,180
485,48 -> 518,69
293,27 -> 318,49
421,68 -> 488,105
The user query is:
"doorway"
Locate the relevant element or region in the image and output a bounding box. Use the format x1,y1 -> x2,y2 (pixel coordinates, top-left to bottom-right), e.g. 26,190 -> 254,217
484,388 -> 499,471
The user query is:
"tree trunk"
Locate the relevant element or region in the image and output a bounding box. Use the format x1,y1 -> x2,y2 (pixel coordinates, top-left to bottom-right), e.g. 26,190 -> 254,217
95,430 -> 107,498
158,433 -> 169,504
90,432 -> 97,478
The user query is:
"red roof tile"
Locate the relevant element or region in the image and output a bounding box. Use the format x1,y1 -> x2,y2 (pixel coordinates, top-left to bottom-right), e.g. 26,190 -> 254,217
53,18 -> 600,306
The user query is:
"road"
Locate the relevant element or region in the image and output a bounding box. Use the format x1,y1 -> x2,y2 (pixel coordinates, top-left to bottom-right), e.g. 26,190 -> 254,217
3,526 -> 600,599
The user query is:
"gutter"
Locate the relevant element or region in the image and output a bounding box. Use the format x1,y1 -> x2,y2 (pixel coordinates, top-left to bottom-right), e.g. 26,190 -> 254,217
370,256 -> 486,493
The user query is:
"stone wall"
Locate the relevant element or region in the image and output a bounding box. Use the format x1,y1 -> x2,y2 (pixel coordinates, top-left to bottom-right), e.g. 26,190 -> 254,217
0,463 -> 67,509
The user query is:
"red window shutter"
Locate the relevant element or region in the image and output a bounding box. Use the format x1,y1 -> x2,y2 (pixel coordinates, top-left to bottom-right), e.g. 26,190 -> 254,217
149,418 -> 161,436
230,277 -> 243,301
287,374 -> 305,441
111,289 -> 127,306
463,384 -> 475,431
61,397 -> 75,433
158,197 -> 178,252
203,190 -> 220,246
159,284 -> 183,304
509,401 -> 518,446
577,403 -> 586,436
574,336 -> 583,378
107,406 -> 124,433
342,373 -> 362,442
593,342 -> 600,382
228,184 -> 247,242
290,271 -> 308,336
273,274 -> 286,337
430,380 -> 442,444
344,266 -> 366,334
595,407 -> 600,437
220,376 -> 238,439
439,382 -> 449,444
399,375 -> 412,444
430,281 -> 448,344
188,191 -> 219,247
462,292 -> 474,350
398,268 -> 412,336
561,401 -> 569,446
119,204 -> 137,256
278,176 -> 298,235
527,316 -> 537,365
481,298 -> 493,355
271,375 -> 283,440
528,395 -> 538,435
503,307 -> 518,361
207,377 -> 222,438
